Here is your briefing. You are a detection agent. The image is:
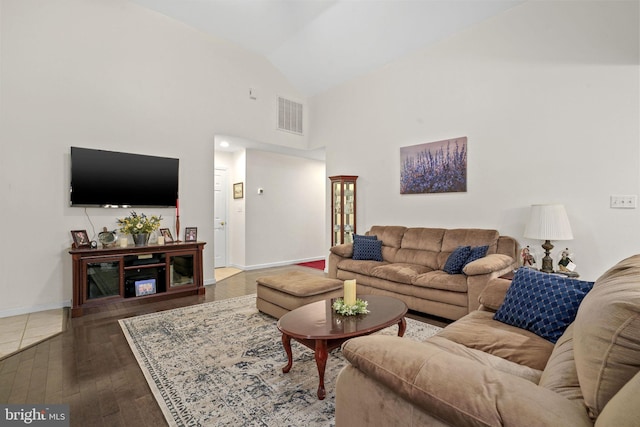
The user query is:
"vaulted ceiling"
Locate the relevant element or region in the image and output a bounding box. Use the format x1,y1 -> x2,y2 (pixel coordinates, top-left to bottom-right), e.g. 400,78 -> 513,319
131,0 -> 524,97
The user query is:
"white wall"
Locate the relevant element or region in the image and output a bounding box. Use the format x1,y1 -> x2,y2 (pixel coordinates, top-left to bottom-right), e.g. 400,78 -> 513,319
242,150 -> 325,268
310,0 -> 640,281
0,0 -> 308,316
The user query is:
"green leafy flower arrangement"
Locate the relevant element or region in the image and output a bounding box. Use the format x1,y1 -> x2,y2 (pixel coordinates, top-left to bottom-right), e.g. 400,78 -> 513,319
117,211 -> 162,235
332,298 -> 370,316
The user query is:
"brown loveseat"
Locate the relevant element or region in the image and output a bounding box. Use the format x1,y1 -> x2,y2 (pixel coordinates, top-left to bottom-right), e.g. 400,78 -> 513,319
335,255 -> 640,426
328,226 -> 518,320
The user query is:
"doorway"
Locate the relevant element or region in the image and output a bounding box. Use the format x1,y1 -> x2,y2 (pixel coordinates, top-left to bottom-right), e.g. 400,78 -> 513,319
214,167 -> 227,268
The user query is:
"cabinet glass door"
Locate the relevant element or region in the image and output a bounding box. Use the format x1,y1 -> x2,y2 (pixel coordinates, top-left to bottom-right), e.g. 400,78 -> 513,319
342,180 -> 355,243
330,175 -> 358,245
170,254 -> 194,287
85,260 -> 120,300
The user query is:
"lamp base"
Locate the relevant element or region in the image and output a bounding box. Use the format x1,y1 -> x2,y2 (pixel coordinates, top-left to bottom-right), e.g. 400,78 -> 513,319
540,239 -> 554,273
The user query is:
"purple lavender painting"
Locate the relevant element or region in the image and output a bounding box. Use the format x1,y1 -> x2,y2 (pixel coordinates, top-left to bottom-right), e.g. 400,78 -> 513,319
400,137 -> 467,194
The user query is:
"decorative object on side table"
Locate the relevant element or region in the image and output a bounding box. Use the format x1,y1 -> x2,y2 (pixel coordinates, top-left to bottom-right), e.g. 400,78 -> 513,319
556,248 -> 579,277
524,204 -> 573,273
521,245 -> 537,268
117,211 -> 163,247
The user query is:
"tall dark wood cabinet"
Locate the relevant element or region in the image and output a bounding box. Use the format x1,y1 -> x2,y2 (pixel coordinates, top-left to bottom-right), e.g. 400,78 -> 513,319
330,175 -> 358,246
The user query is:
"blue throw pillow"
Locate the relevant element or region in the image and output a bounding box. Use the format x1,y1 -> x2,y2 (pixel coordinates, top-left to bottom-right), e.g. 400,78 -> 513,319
463,245 -> 489,267
352,237 -> 383,261
443,246 -> 471,274
494,268 -> 594,343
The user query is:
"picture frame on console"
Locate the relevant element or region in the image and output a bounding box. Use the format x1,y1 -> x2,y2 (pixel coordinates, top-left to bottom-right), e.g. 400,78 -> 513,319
185,227 -> 197,242
159,228 -> 174,244
71,230 -> 91,248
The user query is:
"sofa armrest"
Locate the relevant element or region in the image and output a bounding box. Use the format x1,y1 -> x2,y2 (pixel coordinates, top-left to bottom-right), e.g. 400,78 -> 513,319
341,335 -> 592,427
330,243 -> 353,258
328,243 -> 353,278
462,253 -> 514,276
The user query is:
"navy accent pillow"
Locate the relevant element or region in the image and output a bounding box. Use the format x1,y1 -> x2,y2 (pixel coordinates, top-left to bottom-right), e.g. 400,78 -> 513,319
444,246 -> 471,274
493,268 -> 594,343
463,245 -> 489,267
353,234 -> 377,242
352,237 -> 383,261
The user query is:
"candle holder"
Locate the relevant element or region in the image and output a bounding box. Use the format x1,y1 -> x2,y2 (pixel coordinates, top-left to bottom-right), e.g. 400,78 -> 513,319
332,298 -> 370,316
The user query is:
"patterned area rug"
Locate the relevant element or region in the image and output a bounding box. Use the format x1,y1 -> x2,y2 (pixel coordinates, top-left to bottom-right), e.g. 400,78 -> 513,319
119,294 -> 442,427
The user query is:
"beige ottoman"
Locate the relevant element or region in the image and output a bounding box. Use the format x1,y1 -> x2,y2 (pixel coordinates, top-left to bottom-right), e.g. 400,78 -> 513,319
256,271 -> 344,319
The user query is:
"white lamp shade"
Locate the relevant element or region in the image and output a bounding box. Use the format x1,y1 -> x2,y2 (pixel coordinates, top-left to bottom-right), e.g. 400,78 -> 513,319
524,204 -> 574,241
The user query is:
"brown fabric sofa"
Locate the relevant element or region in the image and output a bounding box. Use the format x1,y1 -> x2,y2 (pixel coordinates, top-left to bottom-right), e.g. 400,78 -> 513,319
328,225 -> 518,320
335,255 -> 640,427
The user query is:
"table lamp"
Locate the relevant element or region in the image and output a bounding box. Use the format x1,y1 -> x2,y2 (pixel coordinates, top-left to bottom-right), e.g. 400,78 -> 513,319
524,204 -> 573,273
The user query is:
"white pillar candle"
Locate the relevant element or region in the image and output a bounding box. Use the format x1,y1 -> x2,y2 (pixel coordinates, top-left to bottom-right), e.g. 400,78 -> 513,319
157,236 -> 165,245
344,279 -> 356,305
119,237 -> 128,248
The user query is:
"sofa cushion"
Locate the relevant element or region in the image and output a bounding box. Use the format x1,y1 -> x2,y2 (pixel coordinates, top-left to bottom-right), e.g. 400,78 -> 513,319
443,246 -> 471,274
399,228 -> 446,252
573,254 -> 640,420
352,237 -> 383,261
337,258 -> 387,276
437,310 -> 554,371
463,245 -> 489,267
494,268 -> 594,343
441,228 -> 499,254
370,263 -> 432,284
367,225 -> 406,248
412,271 -> 468,292
538,323 -> 584,402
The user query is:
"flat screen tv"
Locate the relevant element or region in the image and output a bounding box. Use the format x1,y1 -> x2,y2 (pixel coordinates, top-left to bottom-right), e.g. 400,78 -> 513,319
70,147 -> 179,208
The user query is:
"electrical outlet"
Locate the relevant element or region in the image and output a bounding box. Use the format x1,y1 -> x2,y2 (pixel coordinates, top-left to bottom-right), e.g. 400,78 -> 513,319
610,195 -> 638,209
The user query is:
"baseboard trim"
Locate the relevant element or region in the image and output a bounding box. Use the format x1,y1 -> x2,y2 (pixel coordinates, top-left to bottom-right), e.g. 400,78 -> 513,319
0,299 -> 72,319
228,256 -> 326,271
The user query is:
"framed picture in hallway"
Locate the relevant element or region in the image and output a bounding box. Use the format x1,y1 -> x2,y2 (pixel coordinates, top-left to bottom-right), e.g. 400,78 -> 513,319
233,182 -> 244,199
400,136 -> 467,194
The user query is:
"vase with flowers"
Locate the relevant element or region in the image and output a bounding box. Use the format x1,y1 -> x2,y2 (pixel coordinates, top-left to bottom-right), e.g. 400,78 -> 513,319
117,211 -> 162,246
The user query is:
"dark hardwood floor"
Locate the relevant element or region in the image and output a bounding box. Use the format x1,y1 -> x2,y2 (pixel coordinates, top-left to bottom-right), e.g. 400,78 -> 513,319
0,265 -> 448,426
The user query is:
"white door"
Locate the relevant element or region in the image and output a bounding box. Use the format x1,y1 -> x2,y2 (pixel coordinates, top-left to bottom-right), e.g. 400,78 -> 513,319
214,168 -> 227,268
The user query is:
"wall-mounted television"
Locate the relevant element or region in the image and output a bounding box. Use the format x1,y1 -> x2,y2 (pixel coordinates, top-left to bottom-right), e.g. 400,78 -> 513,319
70,147 -> 179,208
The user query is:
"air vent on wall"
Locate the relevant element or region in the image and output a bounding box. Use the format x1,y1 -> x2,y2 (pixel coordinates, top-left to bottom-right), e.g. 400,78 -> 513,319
277,96 -> 303,135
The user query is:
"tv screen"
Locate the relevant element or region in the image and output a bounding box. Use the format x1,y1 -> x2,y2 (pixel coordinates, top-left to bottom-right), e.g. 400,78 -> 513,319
70,147 -> 179,208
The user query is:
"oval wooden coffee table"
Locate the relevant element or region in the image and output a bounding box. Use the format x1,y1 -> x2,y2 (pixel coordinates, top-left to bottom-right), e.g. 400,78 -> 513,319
276,294 -> 407,400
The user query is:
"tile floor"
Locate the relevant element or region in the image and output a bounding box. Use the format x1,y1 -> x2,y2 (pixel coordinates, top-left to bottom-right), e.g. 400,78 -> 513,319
0,308 -> 66,359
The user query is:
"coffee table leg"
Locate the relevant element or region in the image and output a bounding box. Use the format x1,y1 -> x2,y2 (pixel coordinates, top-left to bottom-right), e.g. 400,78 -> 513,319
397,317 -> 407,337
314,339 -> 328,400
281,333 -> 293,373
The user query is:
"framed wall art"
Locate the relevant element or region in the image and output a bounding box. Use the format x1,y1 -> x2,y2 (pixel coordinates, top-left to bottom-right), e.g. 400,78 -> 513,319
400,136 -> 467,194
233,182 -> 244,199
